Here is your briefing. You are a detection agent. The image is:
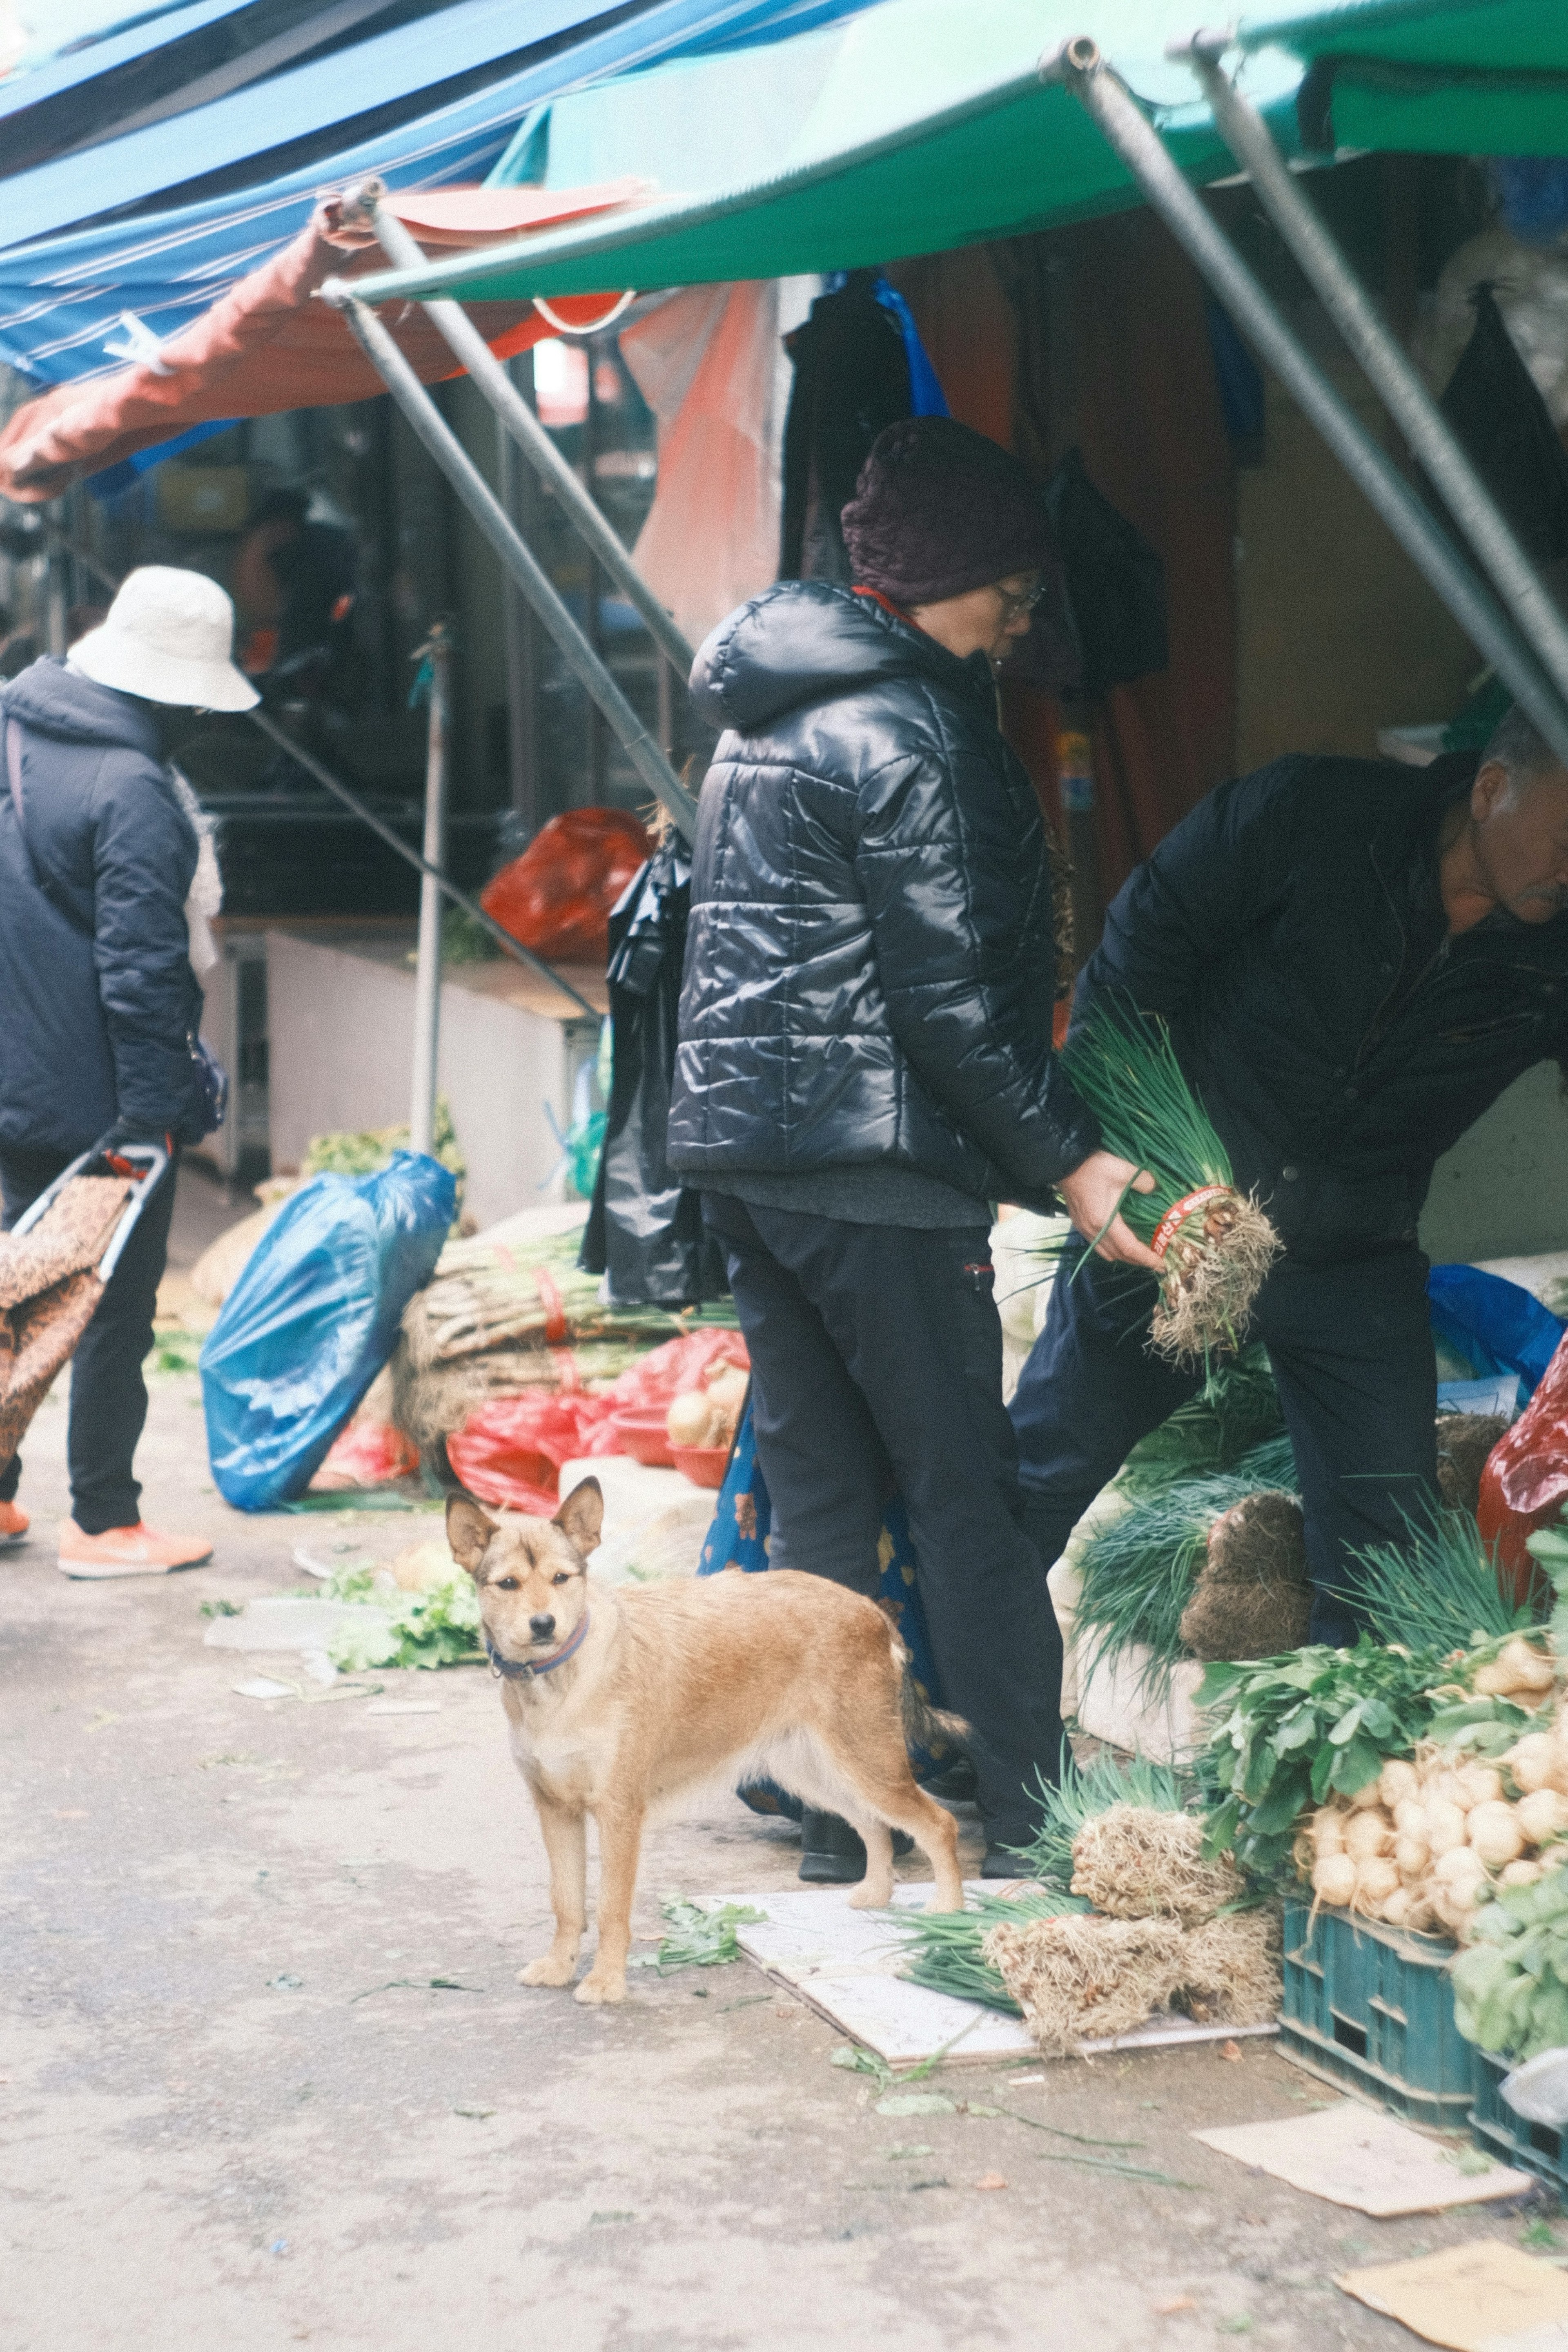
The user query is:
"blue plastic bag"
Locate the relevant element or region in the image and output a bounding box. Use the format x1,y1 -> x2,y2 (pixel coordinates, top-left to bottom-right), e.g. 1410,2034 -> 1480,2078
200,1151 -> 456,1512
1428,1263 -> 1566,1408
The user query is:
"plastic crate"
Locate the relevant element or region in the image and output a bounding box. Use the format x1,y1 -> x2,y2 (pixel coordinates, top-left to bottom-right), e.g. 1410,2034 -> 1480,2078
1280,1898 -> 1474,2129
1470,2049 -> 1568,2192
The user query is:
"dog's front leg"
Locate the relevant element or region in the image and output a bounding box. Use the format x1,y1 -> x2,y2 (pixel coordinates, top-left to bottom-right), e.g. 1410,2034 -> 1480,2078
575,1799 -> 644,2006
519,1793 -> 588,1989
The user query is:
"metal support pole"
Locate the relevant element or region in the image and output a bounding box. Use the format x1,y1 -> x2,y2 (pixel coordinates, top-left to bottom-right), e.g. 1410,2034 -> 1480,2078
1048,40 -> 1568,768
43,515 -> 67,655
347,183 -> 694,680
409,620 -> 450,1155
1184,43 -> 1568,724
320,282 -> 700,836
497,359 -> 541,829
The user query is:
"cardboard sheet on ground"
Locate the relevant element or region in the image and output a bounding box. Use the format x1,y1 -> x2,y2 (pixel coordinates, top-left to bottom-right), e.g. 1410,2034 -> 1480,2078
1337,2240 -> 1568,2350
1193,2100 -> 1532,2216
721,1888 -> 1277,2070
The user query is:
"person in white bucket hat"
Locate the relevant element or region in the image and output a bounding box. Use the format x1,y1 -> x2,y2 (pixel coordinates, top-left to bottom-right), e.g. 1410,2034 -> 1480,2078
0,566 -> 254,1577
69,566 -> 260,714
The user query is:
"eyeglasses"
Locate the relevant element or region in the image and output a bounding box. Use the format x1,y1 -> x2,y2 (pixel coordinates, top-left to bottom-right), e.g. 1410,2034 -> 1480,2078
994,579 -> 1047,624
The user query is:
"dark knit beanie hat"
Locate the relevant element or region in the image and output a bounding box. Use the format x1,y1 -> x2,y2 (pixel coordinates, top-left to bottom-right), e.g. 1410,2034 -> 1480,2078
840,416 -> 1056,607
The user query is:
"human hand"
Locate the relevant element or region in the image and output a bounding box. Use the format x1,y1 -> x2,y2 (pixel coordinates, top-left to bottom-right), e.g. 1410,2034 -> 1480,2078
1056,1150 -> 1164,1271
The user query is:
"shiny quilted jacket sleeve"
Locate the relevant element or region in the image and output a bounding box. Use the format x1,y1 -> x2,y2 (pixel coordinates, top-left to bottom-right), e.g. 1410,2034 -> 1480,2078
853,696 -> 1099,1197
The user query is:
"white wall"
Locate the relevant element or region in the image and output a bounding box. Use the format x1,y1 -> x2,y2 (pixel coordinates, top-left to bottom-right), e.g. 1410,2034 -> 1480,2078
265,928 -> 601,1230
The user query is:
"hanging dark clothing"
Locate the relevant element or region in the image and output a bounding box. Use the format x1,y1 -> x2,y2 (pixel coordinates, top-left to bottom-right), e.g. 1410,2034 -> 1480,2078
779,274 -> 912,584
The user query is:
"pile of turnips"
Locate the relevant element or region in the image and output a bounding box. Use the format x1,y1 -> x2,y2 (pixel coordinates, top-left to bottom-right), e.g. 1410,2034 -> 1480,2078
1302,1636 -> 1564,1939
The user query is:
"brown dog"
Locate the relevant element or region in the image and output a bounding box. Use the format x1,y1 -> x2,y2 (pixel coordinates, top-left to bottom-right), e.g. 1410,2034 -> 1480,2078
448,1478 -> 967,2004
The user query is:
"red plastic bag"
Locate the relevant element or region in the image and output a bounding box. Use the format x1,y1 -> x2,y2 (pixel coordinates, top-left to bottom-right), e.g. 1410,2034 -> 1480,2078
1477,1331 -> 1568,1603
481,809 -> 651,965
608,1329 -> 748,1411
448,1389 -> 618,1514
309,1417 -> 419,1491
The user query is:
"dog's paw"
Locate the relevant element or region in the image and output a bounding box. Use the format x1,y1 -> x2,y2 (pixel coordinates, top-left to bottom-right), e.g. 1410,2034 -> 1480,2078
847,1880 -> 895,1913
518,1954 -> 577,1988
573,1972 -> 627,2006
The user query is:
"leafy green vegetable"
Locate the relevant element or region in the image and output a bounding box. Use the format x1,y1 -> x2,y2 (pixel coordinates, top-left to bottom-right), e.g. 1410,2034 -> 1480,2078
1010,1748 -> 1189,1887
1197,1639 -> 1444,1886
1526,1520 -> 1568,1661
1453,1867 -> 1568,2060
1348,1505 -> 1538,1656
626,1897 -> 766,1973
324,1567 -> 482,1671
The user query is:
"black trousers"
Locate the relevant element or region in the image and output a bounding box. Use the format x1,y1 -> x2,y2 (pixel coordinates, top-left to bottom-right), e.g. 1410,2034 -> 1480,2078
1009,1240 -> 1439,1648
703,1192 -> 1065,1837
0,1145 -> 178,1534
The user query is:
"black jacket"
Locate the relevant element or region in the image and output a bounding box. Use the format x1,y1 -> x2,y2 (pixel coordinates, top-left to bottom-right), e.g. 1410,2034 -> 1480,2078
1081,749 -> 1568,1263
0,658 -> 208,1155
667,582 -> 1096,1208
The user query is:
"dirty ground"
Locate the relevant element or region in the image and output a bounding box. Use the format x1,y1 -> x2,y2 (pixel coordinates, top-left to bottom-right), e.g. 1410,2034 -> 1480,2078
1,1173 -> 1558,2351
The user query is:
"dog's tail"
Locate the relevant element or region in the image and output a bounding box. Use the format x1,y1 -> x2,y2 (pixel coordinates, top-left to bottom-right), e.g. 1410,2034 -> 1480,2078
877,1601 -> 971,1757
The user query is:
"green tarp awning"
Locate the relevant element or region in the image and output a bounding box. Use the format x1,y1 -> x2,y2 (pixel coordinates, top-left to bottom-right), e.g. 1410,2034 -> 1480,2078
1236,0 -> 1568,157
343,0 -> 1568,308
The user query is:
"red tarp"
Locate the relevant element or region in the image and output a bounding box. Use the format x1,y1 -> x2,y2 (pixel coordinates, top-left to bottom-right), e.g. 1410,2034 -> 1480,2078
0,180 -> 646,502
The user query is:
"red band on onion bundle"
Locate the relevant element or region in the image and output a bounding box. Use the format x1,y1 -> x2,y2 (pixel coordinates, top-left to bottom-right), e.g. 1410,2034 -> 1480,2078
1151,1184 -> 1230,1258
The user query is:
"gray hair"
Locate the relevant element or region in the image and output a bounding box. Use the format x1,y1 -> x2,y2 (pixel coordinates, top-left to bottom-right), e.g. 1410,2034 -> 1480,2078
1481,705 -> 1563,795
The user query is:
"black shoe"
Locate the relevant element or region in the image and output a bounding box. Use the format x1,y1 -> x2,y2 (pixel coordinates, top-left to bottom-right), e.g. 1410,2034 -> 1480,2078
980,1841 -> 1031,1880
800,1810 -> 868,1884
798,1810 -> 913,1883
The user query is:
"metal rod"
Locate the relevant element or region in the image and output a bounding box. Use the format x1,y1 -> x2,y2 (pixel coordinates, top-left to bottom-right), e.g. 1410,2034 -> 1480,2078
496,367 -> 540,829
321,282 -> 700,837
247,707 -> 598,1016
1184,41 -> 1568,726
1047,39 -> 1568,767
409,620 -> 450,1155
350,183 -> 694,680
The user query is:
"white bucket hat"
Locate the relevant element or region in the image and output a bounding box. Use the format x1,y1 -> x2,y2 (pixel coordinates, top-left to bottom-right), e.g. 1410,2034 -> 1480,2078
69,565 -> 259,712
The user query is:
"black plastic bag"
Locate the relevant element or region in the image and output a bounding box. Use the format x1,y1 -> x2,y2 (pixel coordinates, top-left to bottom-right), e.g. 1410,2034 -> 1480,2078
1041,446 -> 1167,698
1436,283 -> 1568,566
579,838 -> 727,1307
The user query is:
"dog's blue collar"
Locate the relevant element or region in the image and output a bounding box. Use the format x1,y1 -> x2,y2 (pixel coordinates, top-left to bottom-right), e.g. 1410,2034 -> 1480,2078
485,1612 -> 591,1683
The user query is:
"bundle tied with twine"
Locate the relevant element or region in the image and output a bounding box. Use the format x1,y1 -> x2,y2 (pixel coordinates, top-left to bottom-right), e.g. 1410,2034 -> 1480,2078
1069,1803 -> 1244,1925
984,1804 -> 1280,2055
394,1222 -> 688,1458
1058,997 -> 1281,1366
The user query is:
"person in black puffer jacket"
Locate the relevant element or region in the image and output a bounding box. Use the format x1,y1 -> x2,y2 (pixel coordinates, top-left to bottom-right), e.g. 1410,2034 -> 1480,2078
669,419 -> 1154,1874
0,567 -> 257,1579
1011,707 -> 1568,1650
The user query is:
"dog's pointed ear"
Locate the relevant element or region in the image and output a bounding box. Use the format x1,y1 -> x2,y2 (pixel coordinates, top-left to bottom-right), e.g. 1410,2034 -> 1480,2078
446,1491 -> 497,1578
553,1476 -> 603,1557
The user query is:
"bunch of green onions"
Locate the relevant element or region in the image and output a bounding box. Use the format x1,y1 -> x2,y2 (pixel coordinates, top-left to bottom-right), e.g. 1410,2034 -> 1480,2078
1074,1436 -> 1299,1700
1348,1505 -> 1539,1656
1058,998 -> 1281,1365
896,1885 -> 1087,2013
1009,1749 -> 1192,1886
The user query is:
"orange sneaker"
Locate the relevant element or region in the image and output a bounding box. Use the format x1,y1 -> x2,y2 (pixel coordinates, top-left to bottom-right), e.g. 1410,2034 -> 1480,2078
57,1520 -> 213,1578
0,1501 -> 29,1544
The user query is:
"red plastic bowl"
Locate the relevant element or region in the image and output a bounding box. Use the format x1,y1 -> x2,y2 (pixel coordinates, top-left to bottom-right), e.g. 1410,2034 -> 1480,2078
670,1442 -> 731,1490
609,1409 -> 674,1468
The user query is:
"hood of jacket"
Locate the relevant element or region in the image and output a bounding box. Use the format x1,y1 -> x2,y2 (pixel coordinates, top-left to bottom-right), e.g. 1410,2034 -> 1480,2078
689,579 -> 995,734
2,655 -> 163,758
